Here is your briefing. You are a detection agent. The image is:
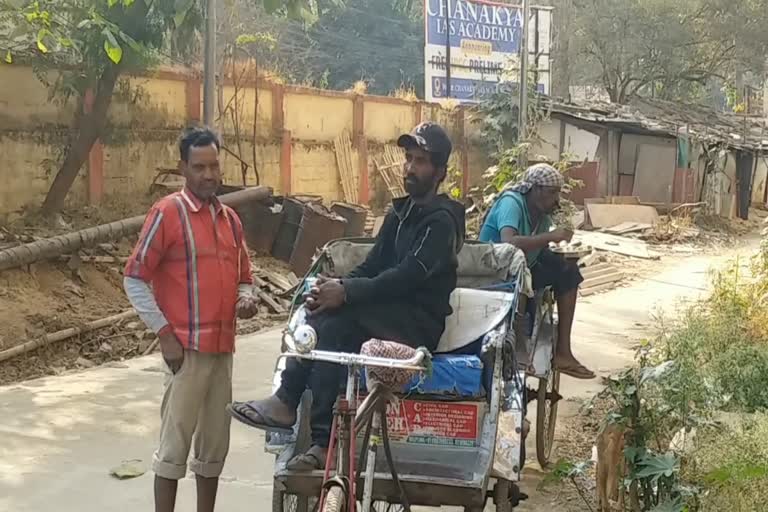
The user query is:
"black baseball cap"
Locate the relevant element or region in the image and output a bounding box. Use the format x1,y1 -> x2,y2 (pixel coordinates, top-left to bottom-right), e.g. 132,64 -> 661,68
397,122 -> 453,166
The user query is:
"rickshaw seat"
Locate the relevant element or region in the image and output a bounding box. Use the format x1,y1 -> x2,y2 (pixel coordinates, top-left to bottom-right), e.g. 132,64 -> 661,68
435,287 -> 516,354
317,241 -> 522,399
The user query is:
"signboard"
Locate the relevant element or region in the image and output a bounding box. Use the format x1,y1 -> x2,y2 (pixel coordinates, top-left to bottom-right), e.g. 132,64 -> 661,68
384,399 -> 481,447
424,0 -> 552,103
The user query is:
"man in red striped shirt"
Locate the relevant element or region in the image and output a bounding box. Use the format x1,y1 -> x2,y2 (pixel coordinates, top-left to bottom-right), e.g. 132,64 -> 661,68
124,127 -> 258,512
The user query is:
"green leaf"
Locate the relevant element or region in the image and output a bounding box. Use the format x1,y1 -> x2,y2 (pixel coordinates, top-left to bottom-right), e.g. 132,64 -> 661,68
118,32 -> 143,53
36,29 -> 49,53
4,50 -> 12,64
107,0 -> 119,7
635,452 -> 679,482
122,0 -> 135,5
103,30 -> 123,63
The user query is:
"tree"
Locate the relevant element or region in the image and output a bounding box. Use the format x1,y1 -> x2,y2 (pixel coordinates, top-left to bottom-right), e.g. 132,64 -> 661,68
0,0 -> 320,215
219,0 -> 423,96
0,0 -> 203,214
571,0 -> 768,104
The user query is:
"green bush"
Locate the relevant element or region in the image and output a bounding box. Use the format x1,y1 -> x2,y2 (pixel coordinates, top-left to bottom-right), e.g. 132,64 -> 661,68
711,345 -> 768,411
687,415 -> 768,512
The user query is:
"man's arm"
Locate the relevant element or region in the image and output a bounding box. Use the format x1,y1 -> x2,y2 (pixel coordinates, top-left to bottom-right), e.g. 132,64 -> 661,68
123,203 -> 184,372
124,276 -> 169,334
500,227 -> 562,252
229,210 -> 258,318
342,212 -> 457,304
493,196 -> 570,253
344,214 -> 394,279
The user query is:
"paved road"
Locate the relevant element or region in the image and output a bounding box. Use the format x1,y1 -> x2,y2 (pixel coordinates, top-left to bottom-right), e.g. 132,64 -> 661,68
0,240 -> 758,512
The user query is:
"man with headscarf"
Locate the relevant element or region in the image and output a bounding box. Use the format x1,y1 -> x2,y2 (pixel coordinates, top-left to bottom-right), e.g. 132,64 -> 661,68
479,163 -> 594,380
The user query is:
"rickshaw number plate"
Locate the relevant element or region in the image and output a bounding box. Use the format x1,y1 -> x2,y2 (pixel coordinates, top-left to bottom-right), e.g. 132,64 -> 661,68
383,400 -> 481,448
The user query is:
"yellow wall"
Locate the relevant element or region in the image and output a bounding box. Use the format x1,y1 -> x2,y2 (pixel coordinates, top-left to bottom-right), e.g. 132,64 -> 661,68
284,92 -> 354,142
365,101 -> 415,143
0,65 -> 482,217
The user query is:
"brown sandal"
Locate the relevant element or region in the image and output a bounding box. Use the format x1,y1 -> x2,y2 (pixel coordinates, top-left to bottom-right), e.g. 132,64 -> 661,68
556,364 -> 596,380
287,445 -> 327,471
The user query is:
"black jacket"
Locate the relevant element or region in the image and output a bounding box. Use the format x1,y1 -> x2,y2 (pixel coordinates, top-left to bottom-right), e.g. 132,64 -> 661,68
342,194 -> 466,330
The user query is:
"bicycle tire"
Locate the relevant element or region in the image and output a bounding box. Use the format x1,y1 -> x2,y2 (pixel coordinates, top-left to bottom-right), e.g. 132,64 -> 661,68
321,485 -> 345,512
536,370 -> 560,468
272,490 -> 310,512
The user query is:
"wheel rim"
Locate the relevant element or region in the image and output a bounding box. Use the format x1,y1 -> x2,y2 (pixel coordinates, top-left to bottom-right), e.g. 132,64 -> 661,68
536,370 -> 560,467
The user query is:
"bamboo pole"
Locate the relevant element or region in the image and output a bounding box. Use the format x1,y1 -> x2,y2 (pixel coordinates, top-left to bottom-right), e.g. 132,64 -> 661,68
0,310 -> 138,363
0,186 -> 273,272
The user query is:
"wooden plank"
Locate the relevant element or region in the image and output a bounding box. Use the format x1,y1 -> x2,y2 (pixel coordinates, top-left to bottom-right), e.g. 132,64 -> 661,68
286,272 -> 300,286
605,196 -> 641,205
582,271 -> 623,288
581,267 -> 620,280
580,281 -> 622,297
580,262 -> 612,273
605,222 -> 653,235
574,230 -> 660,260
578,251 -> 601,268
585,204 -> 659,229
252,275 -> 269,288
257,291 -> 286,314
263,271 -> 294,292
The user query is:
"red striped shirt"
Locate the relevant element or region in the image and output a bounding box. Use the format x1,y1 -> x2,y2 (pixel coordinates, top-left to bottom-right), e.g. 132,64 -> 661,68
125,189 -> 252,353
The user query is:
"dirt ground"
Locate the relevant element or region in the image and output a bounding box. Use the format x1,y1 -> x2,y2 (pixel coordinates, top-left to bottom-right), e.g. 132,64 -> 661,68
0,187 -> 305,386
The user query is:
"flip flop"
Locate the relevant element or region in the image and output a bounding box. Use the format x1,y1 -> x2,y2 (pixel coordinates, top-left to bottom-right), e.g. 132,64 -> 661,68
556,364 -> 596,380
287,446 -> 327,471
227,401 -> 295,435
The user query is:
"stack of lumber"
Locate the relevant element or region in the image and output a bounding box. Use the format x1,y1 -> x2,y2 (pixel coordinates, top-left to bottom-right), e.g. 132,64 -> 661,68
579,259 -> 624,297
251,268 -> 300,314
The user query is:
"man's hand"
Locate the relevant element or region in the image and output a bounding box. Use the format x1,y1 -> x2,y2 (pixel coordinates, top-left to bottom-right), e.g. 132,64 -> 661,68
305,277 -> 346,316
548,228 -> 574,244
159,330 -> 184,374
237,296 -> 259,319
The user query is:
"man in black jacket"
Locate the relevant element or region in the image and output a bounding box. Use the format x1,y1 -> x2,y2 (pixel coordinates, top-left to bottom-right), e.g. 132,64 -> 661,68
229,123 -> 465,470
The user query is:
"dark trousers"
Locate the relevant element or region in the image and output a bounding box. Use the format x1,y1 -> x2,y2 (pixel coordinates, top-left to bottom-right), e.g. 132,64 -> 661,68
276,302 -> 443,447
530,249 -> 584,294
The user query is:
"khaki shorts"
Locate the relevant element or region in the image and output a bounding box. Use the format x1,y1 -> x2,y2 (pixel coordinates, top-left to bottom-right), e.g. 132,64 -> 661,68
153,350 -> 233,480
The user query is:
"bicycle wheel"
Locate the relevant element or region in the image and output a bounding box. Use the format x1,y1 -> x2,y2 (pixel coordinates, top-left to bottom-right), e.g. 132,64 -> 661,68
321,486 -> 345,512
536,370 -> 560,468
272,490 -> 311,512
272,391 -> 314,512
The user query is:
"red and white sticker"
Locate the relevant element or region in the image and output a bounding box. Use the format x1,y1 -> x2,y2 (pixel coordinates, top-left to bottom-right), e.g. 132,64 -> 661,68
383,400 -> 480,447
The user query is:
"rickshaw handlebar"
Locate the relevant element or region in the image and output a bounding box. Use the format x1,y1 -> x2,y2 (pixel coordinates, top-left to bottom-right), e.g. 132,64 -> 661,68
280,348 -> 429,372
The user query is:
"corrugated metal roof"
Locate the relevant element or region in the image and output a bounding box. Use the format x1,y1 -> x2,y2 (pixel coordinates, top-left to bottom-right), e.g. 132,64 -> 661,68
542,97 -> 768,151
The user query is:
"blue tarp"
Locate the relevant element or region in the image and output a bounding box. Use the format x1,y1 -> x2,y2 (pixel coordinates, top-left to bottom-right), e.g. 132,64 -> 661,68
362,355 -> 485,398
